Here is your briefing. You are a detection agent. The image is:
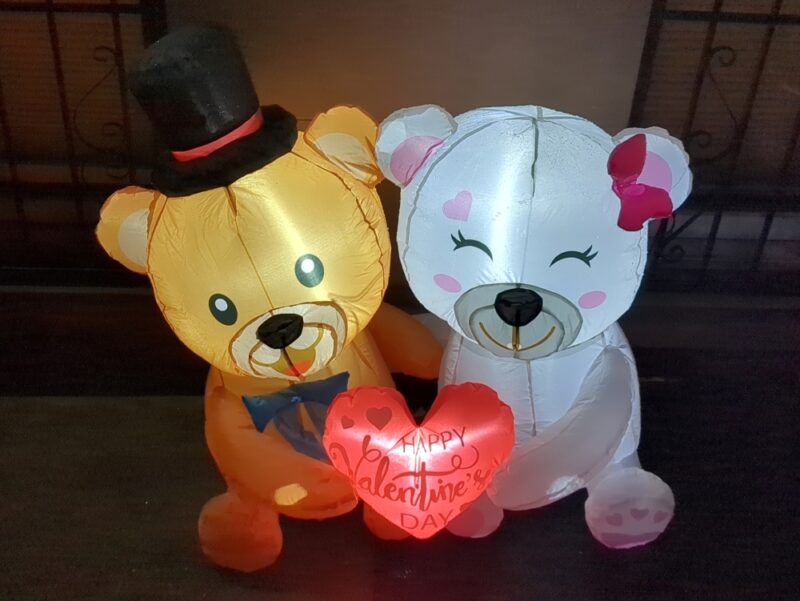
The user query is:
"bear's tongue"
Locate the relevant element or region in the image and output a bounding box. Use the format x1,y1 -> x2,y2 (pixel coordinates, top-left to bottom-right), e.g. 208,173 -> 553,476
284,360 -> 313,377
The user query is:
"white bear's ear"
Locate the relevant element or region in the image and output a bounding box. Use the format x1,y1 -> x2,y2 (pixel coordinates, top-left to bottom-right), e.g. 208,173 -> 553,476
608,127 -> 693,231
376,105 -> 456,187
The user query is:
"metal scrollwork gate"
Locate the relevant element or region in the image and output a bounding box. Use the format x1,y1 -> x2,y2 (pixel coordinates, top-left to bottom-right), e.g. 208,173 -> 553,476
0,0 -> 166,285
631,0 -> 800,294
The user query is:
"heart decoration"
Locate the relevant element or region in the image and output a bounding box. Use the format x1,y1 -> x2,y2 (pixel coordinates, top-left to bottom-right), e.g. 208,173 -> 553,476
442,190 -> 472,221
323,383 -> 514,539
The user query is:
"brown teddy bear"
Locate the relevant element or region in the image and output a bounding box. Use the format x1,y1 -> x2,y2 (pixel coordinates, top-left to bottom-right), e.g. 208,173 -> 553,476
96,27 -> 440,571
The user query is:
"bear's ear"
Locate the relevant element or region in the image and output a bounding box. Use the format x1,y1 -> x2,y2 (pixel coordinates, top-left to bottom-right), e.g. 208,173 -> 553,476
609,127 -> 693,232
376,105 -> 456,187
96,186 -> 160,274
304,106 -> 383,187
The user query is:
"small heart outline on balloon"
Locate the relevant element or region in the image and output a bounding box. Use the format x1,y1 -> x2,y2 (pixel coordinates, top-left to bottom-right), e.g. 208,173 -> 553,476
654,511 -> 671,524
341,416 -> 355,429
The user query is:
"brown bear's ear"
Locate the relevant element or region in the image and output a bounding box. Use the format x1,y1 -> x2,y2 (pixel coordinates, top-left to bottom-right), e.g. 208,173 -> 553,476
96,186 -> 160,274
303,106 -> 383,187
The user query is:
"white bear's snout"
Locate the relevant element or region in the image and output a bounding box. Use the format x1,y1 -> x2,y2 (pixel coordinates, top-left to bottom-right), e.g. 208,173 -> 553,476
454,283 -> 583,360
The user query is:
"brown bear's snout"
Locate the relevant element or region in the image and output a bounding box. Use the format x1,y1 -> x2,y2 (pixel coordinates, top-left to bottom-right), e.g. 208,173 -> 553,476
257,313 -> 304,349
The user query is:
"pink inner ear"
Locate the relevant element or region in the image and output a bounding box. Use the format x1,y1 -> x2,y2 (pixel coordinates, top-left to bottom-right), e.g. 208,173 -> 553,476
638,152 -> 672,190
390,136 -> 444,186
608,133 -> 646,183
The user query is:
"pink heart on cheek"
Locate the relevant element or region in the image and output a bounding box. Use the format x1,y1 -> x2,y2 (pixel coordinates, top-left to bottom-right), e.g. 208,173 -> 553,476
579,291 -> 607,309
442,191 -> 472,221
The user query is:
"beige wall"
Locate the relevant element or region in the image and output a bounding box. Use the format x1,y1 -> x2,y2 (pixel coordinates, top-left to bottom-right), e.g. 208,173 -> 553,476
166,0 -> 652,295
166,0 -> 652,131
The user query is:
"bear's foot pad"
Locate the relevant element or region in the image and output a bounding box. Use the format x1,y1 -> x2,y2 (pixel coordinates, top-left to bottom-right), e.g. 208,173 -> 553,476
198,491 -> 283,572
585,467 -> 674,549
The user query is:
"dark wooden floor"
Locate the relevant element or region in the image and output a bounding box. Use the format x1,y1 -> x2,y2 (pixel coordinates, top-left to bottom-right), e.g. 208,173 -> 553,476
1,289 -> 798,601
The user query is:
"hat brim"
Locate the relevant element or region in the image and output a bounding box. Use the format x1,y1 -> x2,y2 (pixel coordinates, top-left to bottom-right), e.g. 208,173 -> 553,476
149,105 -> 298,197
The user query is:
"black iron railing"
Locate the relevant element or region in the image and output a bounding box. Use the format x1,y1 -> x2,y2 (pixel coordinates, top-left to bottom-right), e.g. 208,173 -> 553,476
632,0 -> 800,294
0,0 -> 798,292
0,0 -> 165,285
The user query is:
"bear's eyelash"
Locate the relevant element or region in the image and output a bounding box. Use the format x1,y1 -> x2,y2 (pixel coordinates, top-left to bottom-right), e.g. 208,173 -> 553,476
550,246 -> 598,267
451,230 -> 493,260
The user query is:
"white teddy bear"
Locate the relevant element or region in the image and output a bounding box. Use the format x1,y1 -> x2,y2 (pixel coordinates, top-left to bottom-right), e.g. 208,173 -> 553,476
376,105 -> 691,548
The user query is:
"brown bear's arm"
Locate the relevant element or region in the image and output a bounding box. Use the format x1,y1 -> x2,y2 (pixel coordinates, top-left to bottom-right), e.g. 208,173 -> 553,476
367,303 -> 443,380
203,382 -> 355,517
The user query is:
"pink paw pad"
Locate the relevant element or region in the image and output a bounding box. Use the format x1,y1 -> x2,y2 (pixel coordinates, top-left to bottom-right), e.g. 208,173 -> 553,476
585,467 -> 675,549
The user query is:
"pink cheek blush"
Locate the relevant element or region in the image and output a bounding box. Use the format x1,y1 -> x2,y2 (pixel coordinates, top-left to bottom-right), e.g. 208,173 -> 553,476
433,274 -> 462,293
579,291 -> 607,309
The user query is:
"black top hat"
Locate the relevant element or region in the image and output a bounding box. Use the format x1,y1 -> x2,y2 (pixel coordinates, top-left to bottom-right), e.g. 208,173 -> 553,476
130,26 -> 297,196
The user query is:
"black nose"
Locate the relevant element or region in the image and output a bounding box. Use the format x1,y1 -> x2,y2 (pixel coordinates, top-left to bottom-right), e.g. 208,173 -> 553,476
256,313 -> 304,349
494,288 -> 543,327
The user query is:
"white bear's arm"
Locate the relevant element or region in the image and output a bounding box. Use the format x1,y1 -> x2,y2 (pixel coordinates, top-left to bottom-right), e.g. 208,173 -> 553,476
488,346 -> 636,511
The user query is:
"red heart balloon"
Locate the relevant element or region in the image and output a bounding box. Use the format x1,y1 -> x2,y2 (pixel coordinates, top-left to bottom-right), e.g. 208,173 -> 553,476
324,383 -> 514,539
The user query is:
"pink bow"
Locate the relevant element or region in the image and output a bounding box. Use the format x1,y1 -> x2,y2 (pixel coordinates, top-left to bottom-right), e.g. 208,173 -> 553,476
608,134 -> 673,232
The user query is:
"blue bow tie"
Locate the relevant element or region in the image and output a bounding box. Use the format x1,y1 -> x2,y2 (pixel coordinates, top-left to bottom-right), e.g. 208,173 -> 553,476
242,372 -> 350,463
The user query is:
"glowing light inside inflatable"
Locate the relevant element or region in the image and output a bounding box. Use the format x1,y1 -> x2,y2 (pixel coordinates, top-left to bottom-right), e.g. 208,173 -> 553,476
324,383 -> 514,538
375,104 -> 691,547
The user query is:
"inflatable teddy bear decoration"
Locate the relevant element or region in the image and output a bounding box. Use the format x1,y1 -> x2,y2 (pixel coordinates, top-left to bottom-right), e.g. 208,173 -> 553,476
376,105 -> 691,548
96,27 -> 440,571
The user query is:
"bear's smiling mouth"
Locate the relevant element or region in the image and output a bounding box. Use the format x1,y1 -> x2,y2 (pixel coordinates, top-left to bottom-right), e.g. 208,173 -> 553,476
479,322 -> 556,351
250,328 -> 327,377
231,303 -> 346,380
454,283 -> 583,360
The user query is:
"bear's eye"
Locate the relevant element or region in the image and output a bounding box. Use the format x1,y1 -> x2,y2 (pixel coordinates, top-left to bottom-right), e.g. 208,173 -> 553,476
209,293 -> 238,325
451,230 -> 493,260
550,246 -> 598,267
295,254 -> 324,287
